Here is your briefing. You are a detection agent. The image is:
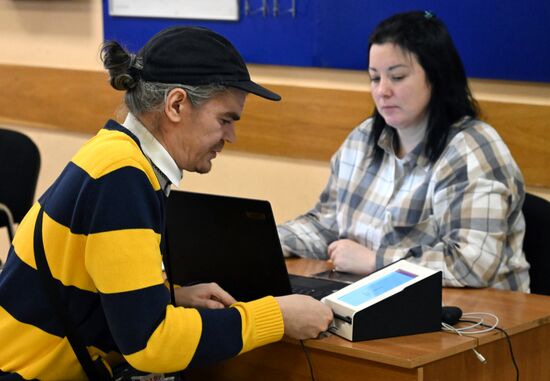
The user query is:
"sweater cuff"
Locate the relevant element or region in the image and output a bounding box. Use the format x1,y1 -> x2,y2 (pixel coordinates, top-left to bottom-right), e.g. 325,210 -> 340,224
234,296 -> 284,354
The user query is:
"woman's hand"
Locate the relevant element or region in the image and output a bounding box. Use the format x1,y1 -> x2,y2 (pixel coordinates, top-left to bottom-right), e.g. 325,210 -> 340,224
327,239 -> 376,275
174,282 -> 237,309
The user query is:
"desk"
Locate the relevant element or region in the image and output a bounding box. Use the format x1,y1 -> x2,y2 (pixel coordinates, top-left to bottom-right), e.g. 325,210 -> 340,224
186,258 -> 550,381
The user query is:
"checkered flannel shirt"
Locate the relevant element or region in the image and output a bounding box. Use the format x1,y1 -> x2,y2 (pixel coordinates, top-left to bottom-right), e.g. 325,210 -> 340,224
278,117 -> 530,291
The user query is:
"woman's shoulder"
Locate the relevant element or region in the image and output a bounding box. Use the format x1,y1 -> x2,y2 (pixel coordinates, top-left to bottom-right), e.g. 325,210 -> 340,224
331,117 -> 377,167
355,117 -> 375,134
340,117 -> 375,146
446,118 -> 511,157
450,118 -> 503,145
439,117 -> 521,177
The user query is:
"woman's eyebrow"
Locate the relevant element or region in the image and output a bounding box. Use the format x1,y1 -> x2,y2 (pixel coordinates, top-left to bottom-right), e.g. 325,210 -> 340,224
368,64 -> 408,72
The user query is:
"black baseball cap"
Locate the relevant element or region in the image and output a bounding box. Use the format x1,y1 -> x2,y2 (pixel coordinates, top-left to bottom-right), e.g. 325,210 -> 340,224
139,26 -> 281,101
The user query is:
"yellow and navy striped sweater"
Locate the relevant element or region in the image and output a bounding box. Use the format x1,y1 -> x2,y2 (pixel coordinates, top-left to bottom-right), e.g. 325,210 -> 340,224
0,121 -> 283,380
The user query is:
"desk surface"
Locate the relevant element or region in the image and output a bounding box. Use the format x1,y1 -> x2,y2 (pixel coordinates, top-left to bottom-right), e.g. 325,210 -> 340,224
187,258 -> 550,381
286,258 -> 550,368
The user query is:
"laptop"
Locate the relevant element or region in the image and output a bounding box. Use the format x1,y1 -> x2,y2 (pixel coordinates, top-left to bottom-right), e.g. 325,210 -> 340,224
164,190 -> 349,302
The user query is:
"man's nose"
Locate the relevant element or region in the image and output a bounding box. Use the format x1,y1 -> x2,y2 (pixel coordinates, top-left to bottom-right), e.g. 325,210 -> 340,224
224,123 -> 236,144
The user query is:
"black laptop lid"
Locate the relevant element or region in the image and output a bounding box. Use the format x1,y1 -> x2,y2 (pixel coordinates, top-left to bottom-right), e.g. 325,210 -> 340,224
165,190 -> 293,302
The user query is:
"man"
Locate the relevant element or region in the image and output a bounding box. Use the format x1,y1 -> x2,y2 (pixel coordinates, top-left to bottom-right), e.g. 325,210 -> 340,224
0,26 -> 332,380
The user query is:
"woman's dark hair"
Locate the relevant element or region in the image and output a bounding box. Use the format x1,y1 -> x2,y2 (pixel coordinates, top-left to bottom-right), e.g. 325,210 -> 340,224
368,11 -> 479,162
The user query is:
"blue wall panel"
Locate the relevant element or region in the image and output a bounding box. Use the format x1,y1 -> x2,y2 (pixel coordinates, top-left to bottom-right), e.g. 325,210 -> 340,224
103,0 -> 550,82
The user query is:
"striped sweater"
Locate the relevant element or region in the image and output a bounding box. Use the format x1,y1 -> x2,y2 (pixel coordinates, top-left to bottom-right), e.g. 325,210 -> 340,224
0,121 -> 283,380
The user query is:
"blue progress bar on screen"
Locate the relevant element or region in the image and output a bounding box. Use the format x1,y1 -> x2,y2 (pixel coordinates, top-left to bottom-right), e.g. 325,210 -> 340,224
338,270 -> 416,307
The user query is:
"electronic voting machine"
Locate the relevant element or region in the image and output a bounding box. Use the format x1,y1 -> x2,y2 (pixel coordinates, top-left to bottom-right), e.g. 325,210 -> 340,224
322,260 -> 442,341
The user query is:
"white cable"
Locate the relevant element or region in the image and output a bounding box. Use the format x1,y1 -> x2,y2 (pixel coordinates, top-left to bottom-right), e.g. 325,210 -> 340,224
441,322 -> 487,364
452,318 -> 483,331
461,312 -> 499,334
441,311 -> 500,365
441,312 -> 499,334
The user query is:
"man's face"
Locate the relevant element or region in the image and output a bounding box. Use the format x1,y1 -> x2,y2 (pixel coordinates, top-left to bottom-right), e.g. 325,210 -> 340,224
167,88 -> 246,174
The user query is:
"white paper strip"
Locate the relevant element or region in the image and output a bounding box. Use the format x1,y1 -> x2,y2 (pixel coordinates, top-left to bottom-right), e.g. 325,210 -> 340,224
109,0 -> 239,21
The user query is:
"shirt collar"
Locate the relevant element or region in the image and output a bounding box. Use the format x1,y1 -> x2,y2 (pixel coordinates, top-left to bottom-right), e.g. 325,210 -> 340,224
377,125 -> 430,169
122,112 -> 183,195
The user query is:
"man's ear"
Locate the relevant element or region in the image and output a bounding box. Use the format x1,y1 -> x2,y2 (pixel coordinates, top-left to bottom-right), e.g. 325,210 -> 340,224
164,88 -> 188,123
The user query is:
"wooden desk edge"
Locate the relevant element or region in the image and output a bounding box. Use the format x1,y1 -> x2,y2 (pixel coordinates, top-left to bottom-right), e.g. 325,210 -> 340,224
475,316 -> 550,346
298,334 -> 477,369
286,259 -> 550,369
285,256 -> 478,369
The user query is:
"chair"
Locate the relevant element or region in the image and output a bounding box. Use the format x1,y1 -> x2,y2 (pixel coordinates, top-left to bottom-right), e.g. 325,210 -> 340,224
522,192 -> 550,295
0,127 -> 41,244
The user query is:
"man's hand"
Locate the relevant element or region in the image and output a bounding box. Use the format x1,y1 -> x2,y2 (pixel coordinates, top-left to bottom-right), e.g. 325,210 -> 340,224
327,239 -> 375,275
275,295 -> 333,340
174,283 -> 237,309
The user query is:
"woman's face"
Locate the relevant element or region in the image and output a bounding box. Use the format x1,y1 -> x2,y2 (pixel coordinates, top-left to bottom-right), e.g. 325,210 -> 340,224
369,43 -> 432,130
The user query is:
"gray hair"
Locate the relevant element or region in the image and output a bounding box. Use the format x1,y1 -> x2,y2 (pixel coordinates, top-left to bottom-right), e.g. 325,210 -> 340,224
125,81 -> 228,115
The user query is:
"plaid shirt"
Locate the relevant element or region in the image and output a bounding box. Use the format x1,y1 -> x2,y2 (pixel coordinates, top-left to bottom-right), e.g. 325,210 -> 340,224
278,118 -> 530,291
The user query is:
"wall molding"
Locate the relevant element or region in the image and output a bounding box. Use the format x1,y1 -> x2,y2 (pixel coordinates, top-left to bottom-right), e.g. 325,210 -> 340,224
1,64 -> 548,187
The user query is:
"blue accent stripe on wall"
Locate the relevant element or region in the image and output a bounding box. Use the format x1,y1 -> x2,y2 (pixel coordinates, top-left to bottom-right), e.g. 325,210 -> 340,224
102,0 -> 550,83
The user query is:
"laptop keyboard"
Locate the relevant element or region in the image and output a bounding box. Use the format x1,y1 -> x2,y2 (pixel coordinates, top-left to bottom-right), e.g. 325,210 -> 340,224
291,285 -> 337,300
289,274 -> 346,300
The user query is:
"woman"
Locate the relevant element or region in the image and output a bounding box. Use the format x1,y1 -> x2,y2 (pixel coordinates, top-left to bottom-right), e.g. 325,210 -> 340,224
278,11 -> 530,291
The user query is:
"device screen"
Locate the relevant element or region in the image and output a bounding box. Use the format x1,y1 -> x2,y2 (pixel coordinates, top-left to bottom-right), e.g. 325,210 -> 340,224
337,269 -> 417,306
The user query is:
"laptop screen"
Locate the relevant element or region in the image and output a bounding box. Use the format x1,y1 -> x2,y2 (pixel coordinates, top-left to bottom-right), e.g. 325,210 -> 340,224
164,191 -> 292,302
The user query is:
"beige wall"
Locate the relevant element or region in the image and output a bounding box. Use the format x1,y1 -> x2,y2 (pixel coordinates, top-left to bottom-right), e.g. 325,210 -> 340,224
0,123 -> 330,261
0,0 -> 329,260
0,0 -> 104,70
1,1 -> 549,261
0,124 -> 330,223
0,0 -> 329,214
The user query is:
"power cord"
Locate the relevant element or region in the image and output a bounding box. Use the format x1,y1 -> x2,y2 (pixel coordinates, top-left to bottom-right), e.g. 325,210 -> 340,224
442,311 -> 518,381
300,340 -> 316,381
460,319 -> 519,381
442,321 -> 487,364
300,311 -> 517,381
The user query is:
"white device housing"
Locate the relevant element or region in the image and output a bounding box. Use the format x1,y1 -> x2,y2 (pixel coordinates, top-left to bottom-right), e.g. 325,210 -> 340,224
322,260 -> 441,341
